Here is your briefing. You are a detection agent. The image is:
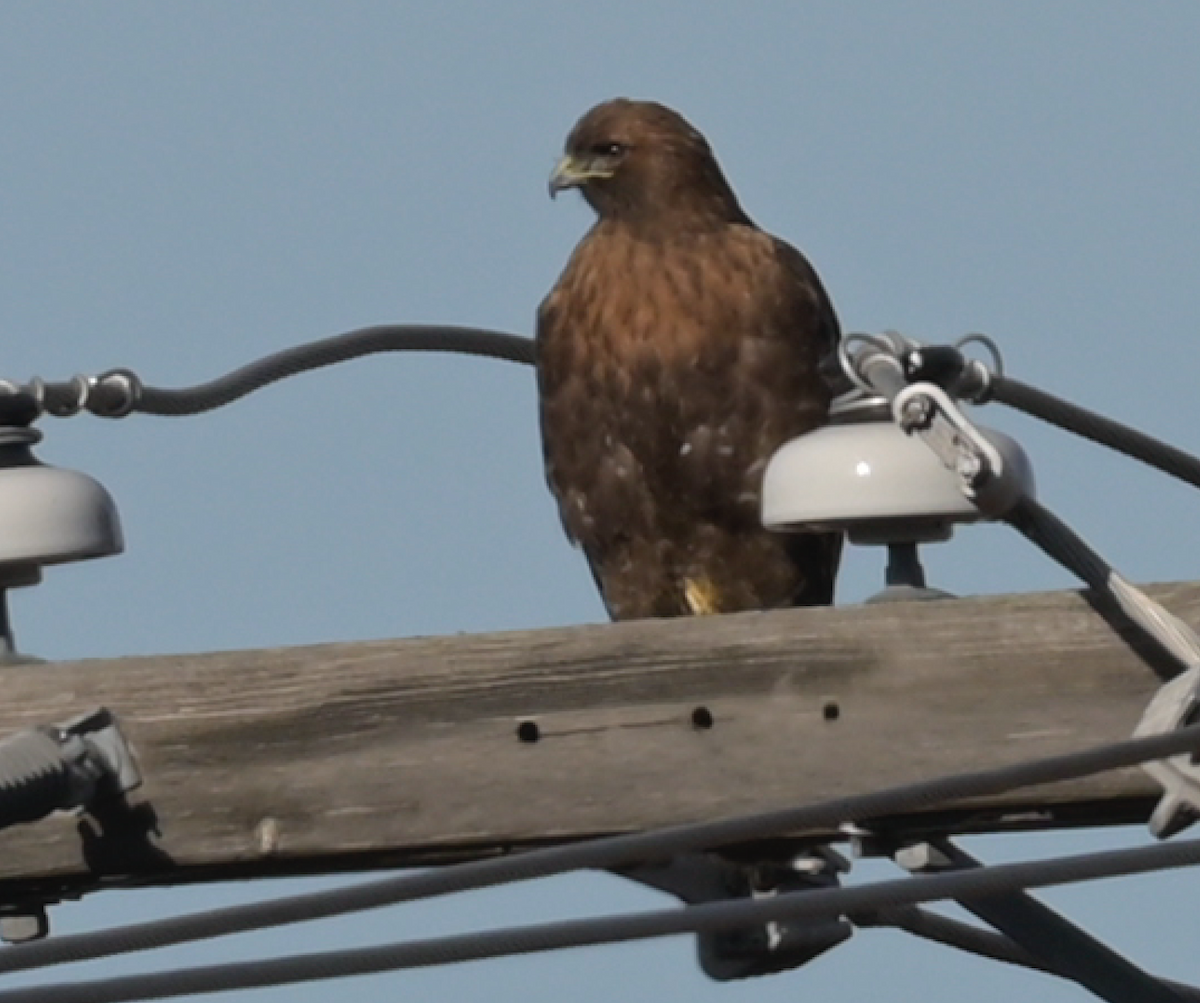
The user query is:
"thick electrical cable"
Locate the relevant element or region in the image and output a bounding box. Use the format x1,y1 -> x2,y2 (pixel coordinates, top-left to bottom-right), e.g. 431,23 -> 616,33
861,906 -> 1200,1001
134,325 -> 535,415
928,839 -> 1189,1003
3,722 -> 1199,976
1005,495 -> 1200,681
857,905 -> 1054,972
4,838 -> 1200,1003
990,375 -> 1200,491
31,325 -> 537,418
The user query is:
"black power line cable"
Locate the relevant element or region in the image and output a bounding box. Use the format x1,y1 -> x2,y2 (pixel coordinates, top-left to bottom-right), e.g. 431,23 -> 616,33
1004,495 -> 1200,682
3,838 -> 1200,1003
858,905 -> 1056,972
32,325 -> 536,418
931,840 -> 1189,1003
860,906 -> 1200,1001
2,722 -> 1198,977
20,330 -> 1200,507
990,374 -> 1200,491
1005,495 -> 1116,594
134,325 -> 536,416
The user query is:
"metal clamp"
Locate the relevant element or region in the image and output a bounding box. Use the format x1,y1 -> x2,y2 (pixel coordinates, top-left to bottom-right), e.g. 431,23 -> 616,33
894,382 -> 1028,519
618,847 -> 853,981
0,708 -> 140,833
0,708 -> 141,942
56,707 -> 143,802
1134,666 -> 1200,839
0,368 -> 143,422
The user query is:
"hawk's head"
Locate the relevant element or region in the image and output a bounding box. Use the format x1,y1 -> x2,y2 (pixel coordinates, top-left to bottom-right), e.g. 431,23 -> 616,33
549,99 -> 745,226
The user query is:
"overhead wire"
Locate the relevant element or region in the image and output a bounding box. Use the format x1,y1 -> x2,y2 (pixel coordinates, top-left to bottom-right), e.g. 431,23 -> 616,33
1003,496 -> 1200,682
918,839 -> 1192,1003
29,325 -> 536,418
858,906 -> 1200,1002
989,374 -> 1200,490
3,837 -> 1200,1003
856,905 -> 1056,973
133,325 -> 536,416
2,722 -> 1199,976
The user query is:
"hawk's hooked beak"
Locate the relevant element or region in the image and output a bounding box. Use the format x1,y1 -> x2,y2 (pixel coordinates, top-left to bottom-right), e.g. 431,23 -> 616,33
548,154 -> 614,199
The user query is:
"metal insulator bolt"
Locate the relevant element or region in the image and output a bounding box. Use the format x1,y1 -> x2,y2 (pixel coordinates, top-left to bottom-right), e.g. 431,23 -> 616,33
901,398 -> 930,430
956,451 -> 983,482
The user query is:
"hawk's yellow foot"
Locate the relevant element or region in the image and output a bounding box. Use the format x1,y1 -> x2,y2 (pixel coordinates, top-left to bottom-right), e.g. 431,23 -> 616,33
683,577 -> 722,616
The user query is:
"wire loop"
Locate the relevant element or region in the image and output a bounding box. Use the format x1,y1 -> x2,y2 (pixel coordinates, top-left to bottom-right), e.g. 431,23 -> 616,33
954,332 -> 1005,377
838,332 -> 901,395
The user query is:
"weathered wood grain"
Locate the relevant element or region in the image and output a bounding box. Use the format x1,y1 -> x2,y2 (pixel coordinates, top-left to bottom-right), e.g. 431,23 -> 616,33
0,582 -> 1193,898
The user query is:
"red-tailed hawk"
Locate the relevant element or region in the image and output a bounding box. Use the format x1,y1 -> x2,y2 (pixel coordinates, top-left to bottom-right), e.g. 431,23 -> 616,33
537,99 -> 842,620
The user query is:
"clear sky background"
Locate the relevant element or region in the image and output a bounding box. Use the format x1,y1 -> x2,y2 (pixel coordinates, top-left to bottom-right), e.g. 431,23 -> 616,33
1,2 -> 1199,1000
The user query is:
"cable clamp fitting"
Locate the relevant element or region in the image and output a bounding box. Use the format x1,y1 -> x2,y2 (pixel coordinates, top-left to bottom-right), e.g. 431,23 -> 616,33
41,375 -> 92,418
0,709 -> 141,944
0,707 -> 142,830
56,706 -> 143,801
1134,666 -> 1200,839
893,382 -> 1027,519
88,369 -> 143,418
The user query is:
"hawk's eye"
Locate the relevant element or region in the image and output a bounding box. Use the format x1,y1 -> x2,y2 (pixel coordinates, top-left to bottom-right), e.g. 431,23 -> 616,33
590,141 -> 625,158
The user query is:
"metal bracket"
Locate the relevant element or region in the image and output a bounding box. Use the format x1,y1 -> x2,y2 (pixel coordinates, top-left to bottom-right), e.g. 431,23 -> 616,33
1134,665 -> 1200,838
0,708 -> 141,943
0,903 -> 50,945
617,847 -> 853,981
893,382 -> 1025,519
56,707 -> 143,802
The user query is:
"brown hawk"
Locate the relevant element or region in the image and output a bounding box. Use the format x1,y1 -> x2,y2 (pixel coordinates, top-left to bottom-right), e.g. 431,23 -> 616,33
537,98 -> 842,620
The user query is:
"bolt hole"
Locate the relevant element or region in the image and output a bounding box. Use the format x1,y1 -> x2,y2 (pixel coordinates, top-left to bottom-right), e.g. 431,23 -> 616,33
516,720 -> 540,744
691,706 -> 714,730
822,701 -> 840,722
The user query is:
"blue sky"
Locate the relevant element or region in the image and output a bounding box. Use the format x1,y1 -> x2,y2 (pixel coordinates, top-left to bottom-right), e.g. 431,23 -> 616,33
1,2 -> 1198,1000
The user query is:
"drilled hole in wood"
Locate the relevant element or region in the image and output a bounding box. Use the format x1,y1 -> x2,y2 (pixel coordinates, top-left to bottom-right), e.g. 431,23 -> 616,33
516,720 -> 540,743
822,701 -> 840,722
691,706 -> 714,730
